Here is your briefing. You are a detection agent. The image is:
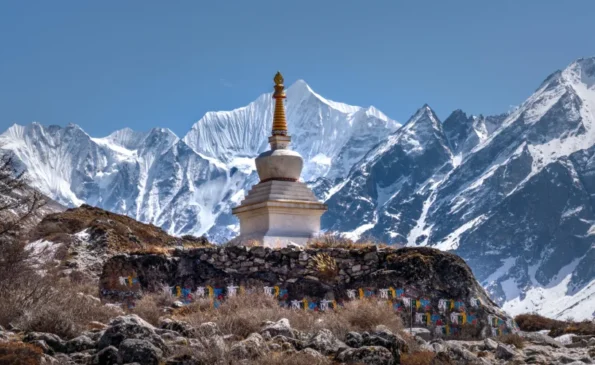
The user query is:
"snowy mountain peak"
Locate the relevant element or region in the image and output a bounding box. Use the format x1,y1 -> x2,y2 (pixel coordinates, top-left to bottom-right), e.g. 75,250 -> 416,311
104,127 -> 178,151
402,104 -> 443,135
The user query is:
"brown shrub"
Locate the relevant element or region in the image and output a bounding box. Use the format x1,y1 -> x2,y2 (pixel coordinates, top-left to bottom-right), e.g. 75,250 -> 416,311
307,232 -> 369,249
514,313 -> 563,332
401,351 -> 436,365
498,333 -> 525,349
515,313 -> 595,337
132,293 -> 164,326
0,342 -> 43,365
1,277 -> 120,339
338,299 -> 403,335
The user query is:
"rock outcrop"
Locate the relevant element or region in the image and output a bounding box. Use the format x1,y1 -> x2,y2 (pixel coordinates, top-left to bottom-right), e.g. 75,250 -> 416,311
101,245 -> 514,338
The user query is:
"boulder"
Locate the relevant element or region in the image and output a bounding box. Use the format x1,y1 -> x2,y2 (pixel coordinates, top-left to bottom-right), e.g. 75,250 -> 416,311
92,346 -> 121,365
306,329 -> 348,355
495,343 -> 517,360
119,339 -> 163,365
65,335 -> 96,353
444,341 -> 483,364
407,327 -> 431,341
30,340 -> 52,354
98,315 -> 165,351
483,337 -> 498,351
345,332 -> 363,348
299,347 -> 328,363
160,319 -> 196,338
521,331 -> 563,348
24,332 -> 66,353
229,333 -> 266,359
335,346 -> 394,365
555,333 -> 577,345
261,318 -> 294,339
197,322 -> 221,338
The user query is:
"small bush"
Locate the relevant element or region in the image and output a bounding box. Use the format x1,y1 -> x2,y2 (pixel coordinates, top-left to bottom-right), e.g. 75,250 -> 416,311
3,279 -> 120,339
498,334 -> 525,349
311,253 -> 339,281
0,342 -> 43,365
400,351 -> 436,365
515,313 -> 595,337
132,293 -> 163,326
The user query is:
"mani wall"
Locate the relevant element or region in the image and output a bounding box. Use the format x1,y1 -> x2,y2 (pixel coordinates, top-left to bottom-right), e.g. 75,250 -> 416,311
100,245 -> 518,338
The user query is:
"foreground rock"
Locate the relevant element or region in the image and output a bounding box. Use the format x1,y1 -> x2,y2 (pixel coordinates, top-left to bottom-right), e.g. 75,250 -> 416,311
5,315 -> 594,364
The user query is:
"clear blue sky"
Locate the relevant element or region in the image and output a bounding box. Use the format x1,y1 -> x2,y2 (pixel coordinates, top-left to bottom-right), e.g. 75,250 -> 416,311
1,0 -> 593,137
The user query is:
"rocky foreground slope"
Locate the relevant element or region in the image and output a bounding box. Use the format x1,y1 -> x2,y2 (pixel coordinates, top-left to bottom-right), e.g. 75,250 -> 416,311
2,311 -> 594,364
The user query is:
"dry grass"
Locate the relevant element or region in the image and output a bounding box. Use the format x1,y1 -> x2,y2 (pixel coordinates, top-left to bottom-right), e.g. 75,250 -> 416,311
306,232 -> 388,249
0,342 -> 43,365
400,351 -> 436,365
132,293 -> 165,326
178,292 -> 402,340
311,253 -> 339,281
498,334 -> 525,349
515,313 -> 595,337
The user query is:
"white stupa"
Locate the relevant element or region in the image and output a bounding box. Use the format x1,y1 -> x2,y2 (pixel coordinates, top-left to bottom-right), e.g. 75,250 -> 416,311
232,72 -> 327,247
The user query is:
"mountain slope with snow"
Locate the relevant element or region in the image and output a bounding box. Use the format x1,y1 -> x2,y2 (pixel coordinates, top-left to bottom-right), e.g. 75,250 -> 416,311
0,81 -> 399,239
320,57 -> 595,320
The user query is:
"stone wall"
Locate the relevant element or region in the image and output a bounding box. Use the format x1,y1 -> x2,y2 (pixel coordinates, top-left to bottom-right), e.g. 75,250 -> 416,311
100,245 -> 517,337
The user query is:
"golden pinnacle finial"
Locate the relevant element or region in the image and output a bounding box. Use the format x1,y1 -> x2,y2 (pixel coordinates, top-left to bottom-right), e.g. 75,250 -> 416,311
272,71 -> 287,135
274,71 -> 284,86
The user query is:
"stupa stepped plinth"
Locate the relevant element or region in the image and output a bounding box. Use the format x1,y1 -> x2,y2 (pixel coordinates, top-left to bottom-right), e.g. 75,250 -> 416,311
232,72 -> 327,247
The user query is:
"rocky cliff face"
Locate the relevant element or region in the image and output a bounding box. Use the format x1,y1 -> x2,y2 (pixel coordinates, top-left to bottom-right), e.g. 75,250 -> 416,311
100,246 -> 517,338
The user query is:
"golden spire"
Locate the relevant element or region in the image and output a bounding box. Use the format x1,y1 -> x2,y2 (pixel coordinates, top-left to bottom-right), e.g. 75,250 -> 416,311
272,71 -> 288,136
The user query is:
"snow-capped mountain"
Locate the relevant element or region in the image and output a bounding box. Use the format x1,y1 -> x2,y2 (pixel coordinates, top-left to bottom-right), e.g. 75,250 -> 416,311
323,57 -> 595,320
0,80 -> 399,240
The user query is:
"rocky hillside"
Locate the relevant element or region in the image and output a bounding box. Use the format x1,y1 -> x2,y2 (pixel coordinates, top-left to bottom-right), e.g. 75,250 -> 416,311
26,204 -> 209,281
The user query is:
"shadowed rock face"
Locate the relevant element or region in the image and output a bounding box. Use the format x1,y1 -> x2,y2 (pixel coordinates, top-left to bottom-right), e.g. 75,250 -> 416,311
100,246 -> 513,337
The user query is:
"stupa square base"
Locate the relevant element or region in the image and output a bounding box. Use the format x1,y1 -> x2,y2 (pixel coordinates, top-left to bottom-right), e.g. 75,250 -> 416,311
232,200 -> 326,248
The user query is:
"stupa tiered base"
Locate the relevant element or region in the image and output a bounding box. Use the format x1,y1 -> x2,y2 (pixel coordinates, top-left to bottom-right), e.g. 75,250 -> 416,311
231,180 -> 327,247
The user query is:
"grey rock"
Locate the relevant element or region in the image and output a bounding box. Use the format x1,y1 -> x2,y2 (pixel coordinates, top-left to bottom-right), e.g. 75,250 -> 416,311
65,335 -> 95,353
229,333 -> 266,359
119,339 -> 163,365
30,340 -> 52,354
261,318 -> 293,339
495,343 -> 517,360
522,331 -> 563,348
197,322 -> 221,338
307,329 -> 348,355
407,327 -> 431,341
484,337 -> 498,351
299,348 -> 329,364
98,315 -> 165,351
171,301 -> 184,308
345,332 -> 363,348
336,346 -> 394,365
160,318 -> 196,338
24,332 -> 66,353
92,346 -> 121,365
